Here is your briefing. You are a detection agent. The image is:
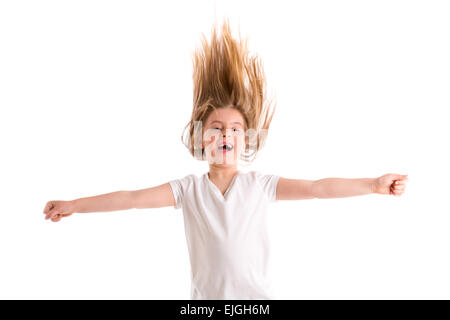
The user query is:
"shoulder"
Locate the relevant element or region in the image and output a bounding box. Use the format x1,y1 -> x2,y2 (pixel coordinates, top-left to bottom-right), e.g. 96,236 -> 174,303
241,170 -> 281,189
168,173 -> 204,209
169,173 -> 202,187
243,170 -> 281,202
245,170 -> 280,182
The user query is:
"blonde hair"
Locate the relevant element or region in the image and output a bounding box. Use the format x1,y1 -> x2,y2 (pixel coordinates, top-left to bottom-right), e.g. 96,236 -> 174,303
181,18 -> 277,163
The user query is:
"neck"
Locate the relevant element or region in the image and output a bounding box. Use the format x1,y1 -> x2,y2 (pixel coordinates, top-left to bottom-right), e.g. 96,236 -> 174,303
208,164 -> 240,180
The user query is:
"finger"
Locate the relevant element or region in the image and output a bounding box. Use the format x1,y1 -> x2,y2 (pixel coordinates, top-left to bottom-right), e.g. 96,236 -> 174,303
43,202 -> 54,214
54,213 -> 70,220
391,174 -> 407,181
45,209 -> 55,219
394,181 -> 406,187
391,183 -> 404,191
46,210 -> 59,220
393,181 -> 407,188
51,215 -> 62,222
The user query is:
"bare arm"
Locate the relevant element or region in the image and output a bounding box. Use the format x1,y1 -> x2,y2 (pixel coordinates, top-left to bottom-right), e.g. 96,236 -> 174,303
312,177 -> 375,198
43,182 -> 176,222
276,173 -> 408,200
129,183 -> 175,209
72,190 -> 134,213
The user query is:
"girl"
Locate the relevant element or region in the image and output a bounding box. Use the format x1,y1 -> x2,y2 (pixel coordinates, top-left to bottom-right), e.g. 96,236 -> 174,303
43,19 -> 408,300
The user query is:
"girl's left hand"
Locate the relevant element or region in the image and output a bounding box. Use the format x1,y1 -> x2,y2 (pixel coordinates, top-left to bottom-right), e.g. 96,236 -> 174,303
374,173 -> 409,196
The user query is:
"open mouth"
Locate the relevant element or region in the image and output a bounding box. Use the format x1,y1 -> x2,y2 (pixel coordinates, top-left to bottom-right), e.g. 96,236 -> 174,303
218,143 -> 234,152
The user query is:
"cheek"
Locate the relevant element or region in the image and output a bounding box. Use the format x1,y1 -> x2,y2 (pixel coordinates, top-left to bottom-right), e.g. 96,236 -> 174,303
234,134 -> 246,150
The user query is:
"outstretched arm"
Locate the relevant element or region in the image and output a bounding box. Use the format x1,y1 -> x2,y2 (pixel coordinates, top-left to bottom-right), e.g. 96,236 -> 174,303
276,173 -> 408,200
43,182 -> 176,222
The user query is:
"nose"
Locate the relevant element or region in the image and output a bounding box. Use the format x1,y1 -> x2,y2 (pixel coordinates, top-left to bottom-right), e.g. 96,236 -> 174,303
222,128 -> 234,139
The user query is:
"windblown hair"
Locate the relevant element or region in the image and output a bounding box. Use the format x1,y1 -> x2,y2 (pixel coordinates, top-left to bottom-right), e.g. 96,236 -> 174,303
181,18 -> 277,163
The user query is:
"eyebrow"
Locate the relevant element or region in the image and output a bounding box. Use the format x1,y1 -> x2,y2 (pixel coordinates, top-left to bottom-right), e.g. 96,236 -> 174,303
209,120 -> 243,126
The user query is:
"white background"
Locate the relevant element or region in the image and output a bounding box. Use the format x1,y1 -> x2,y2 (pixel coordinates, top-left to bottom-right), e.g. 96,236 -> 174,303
1,0 -> 449,299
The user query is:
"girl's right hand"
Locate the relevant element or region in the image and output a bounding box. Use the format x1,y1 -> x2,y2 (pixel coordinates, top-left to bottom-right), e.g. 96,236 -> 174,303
43,200 -> 76,222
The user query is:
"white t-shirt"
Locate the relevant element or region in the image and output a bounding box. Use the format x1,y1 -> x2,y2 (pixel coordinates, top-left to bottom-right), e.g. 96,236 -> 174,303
168,170 -> 281,300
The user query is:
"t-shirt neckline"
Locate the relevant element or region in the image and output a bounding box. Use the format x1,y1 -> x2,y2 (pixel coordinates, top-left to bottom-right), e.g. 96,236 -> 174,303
205,170 -> 241,201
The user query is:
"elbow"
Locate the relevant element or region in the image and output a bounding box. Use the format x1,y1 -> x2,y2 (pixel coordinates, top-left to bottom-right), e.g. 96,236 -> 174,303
293,180 -> 317,200
310,180 -> 321,199
127,190 -> 139,210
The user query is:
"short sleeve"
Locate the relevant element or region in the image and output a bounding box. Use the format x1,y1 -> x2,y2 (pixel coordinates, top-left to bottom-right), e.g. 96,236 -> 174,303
168,174 -> 194,210
254,171 -> 281,203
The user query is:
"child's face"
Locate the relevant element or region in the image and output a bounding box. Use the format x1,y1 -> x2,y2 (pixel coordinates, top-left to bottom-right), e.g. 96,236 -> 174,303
202,107 -> 247,166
